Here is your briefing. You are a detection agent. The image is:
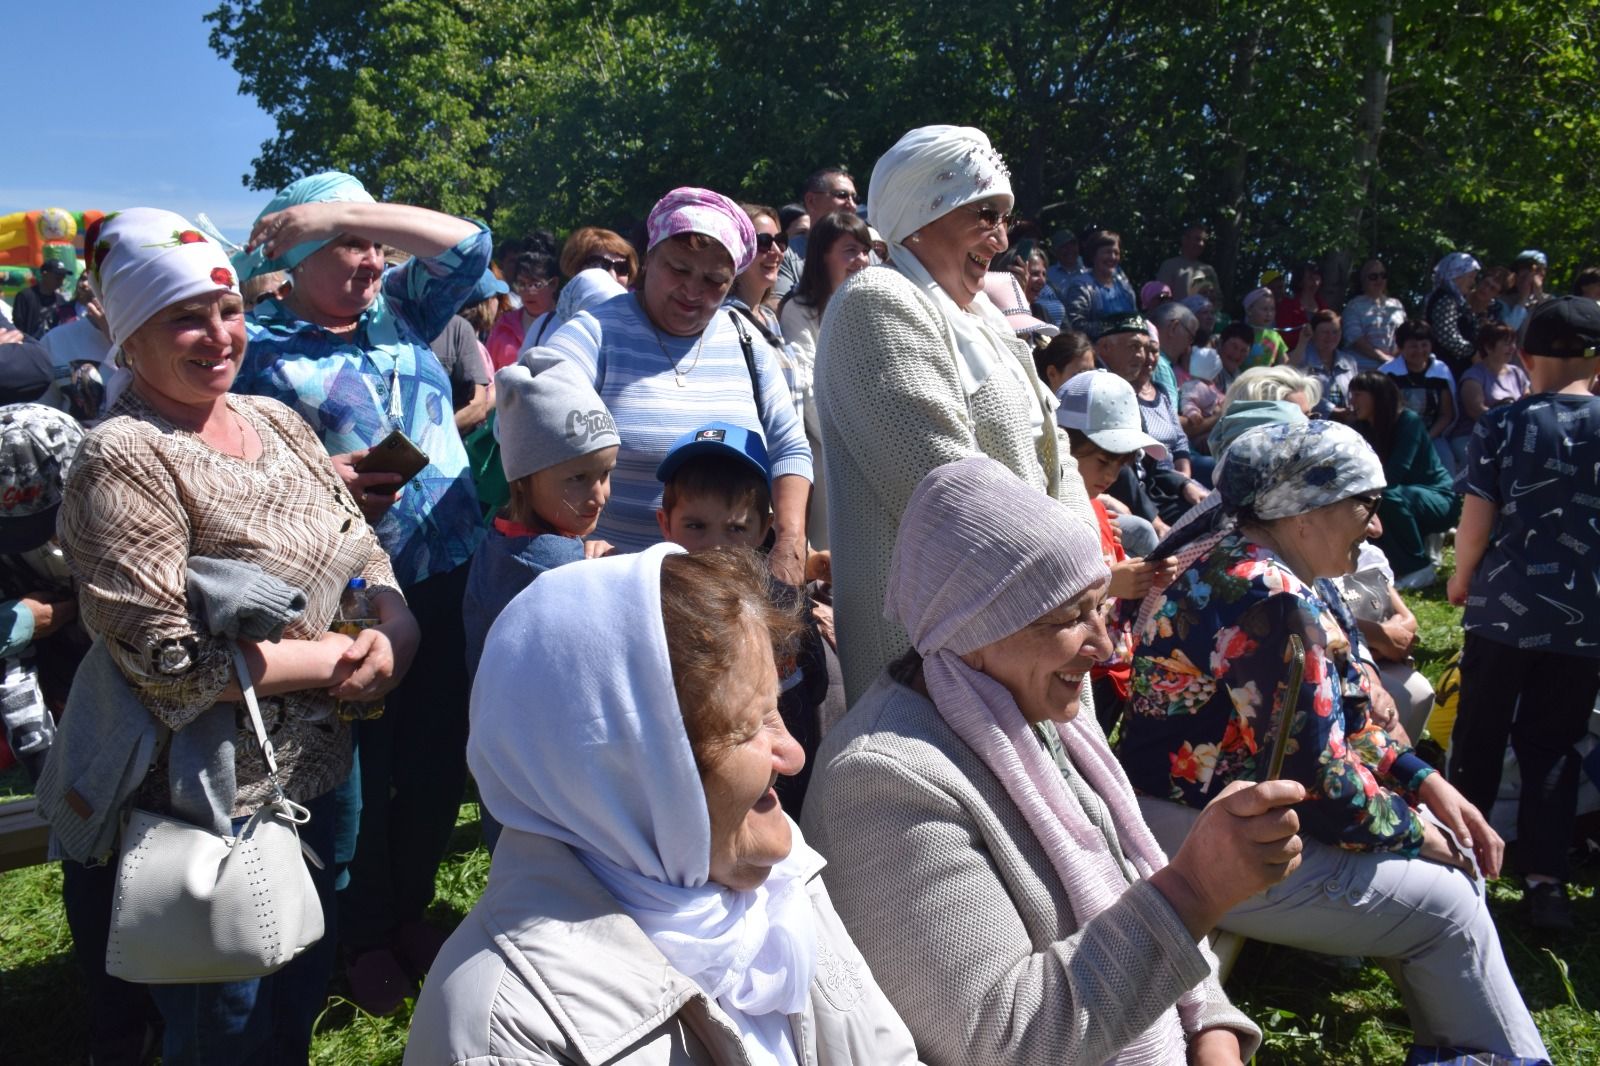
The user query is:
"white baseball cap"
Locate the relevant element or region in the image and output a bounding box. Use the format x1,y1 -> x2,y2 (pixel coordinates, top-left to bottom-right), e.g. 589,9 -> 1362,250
1055,369 -> 1169,459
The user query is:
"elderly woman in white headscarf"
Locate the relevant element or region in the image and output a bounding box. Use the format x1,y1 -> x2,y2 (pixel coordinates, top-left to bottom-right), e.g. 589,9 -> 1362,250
804,457 -> 1304,1066
406,545 -> 923,1066
814,125 -> 1098,703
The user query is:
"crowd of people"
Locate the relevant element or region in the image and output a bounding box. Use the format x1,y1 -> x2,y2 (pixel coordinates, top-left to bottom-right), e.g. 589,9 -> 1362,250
0,120 -> 1595,1066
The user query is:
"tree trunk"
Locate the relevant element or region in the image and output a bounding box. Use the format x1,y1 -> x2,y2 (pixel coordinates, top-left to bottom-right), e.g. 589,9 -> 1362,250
1326,7 -> 1393,310
1214,24 -> 1264,305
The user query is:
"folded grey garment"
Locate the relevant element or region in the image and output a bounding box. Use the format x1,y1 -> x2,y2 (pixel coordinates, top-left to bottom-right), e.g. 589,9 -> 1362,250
186,557 -> 308,642
39,558 -> 310,860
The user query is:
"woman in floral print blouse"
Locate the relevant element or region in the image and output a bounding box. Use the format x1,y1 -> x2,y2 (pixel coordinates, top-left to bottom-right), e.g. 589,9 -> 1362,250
1118,420 -> 1547,1063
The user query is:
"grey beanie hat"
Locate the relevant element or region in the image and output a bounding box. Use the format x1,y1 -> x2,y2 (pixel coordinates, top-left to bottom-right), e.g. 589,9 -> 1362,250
496,354 -> 619,481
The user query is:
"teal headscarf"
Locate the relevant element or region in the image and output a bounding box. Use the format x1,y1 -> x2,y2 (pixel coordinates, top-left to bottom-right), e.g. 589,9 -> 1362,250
233,171 -> 375,282
1207,399 -> 1307,458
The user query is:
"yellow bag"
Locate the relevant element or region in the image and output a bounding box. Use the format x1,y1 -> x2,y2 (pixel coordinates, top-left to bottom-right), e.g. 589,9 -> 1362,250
1424,651 -> 1462,747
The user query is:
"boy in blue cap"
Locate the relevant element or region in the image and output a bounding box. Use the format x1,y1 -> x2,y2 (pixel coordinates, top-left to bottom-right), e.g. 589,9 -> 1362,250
656,422 -> 829,814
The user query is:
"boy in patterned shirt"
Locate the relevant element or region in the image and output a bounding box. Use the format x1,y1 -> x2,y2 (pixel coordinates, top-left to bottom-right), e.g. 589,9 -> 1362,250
1447,296 -> 1600,931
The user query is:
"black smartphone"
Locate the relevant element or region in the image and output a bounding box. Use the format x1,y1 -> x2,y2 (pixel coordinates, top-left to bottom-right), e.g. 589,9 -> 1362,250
354,430 -> 429,495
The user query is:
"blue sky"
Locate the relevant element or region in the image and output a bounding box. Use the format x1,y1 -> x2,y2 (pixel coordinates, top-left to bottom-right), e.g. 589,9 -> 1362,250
1,2 -> 277,241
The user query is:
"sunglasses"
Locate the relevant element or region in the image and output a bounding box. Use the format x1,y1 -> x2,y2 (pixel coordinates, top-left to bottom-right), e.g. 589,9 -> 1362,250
968,204 -> 1019,230
581,255 -> 630,276
755,232 -> 789,253
825,188 -> 857,203
1353,492 -> 1384,520
1365,271 -> 1388,281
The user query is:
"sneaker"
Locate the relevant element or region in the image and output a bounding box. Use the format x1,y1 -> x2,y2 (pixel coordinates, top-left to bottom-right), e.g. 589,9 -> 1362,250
1394,564 -> 1438,591
346,947 -> 413,1016
1526,881 -> 1575,932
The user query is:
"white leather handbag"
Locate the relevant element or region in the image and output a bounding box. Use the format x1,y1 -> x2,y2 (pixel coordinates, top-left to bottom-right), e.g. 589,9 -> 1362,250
105,647 -> 326,984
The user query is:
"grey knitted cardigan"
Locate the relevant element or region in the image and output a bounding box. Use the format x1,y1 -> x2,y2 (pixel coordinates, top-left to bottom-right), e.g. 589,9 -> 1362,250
802,674 -> 1261,1066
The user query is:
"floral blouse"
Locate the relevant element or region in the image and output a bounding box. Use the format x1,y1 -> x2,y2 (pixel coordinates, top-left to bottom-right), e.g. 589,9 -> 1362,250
1118,532 -> 1435,854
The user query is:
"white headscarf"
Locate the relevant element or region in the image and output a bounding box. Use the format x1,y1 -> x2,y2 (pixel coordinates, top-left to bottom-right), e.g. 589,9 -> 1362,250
868,125 -> 1044,435
470,543 -> 820,1066
554,266 -> 627,327
91,208 -> 240,363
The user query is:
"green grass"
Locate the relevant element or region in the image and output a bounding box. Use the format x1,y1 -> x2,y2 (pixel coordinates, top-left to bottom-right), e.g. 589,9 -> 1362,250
2,551 -> 1596,1063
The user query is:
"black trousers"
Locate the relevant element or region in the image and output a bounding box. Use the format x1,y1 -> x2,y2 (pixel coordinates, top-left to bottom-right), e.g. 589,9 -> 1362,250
339,561 -> 473,950
1447,633 -> 1600,880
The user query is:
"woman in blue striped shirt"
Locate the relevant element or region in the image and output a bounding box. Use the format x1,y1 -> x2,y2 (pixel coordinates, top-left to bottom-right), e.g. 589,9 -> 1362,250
526,188 -> 813,582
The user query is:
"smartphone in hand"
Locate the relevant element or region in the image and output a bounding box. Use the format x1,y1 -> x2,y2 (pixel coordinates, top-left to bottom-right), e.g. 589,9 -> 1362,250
354,430 -> 429,495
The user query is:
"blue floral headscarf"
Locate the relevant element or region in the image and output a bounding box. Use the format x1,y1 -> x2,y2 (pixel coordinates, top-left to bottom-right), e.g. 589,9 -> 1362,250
1215,420 -> 1385,521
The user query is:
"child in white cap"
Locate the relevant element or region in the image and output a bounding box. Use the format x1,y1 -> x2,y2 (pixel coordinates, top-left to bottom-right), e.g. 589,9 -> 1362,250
1056,369 -> 1179,733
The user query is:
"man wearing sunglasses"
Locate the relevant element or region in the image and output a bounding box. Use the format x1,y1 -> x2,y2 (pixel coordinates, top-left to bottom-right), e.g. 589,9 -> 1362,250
773,166 -> 858,300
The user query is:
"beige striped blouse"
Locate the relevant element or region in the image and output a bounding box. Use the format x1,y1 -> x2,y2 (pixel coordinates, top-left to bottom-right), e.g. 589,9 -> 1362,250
59,390 -> 400,815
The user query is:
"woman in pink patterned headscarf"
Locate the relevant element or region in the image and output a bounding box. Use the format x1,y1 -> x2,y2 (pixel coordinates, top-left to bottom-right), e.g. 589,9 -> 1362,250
521,187 -> 813,582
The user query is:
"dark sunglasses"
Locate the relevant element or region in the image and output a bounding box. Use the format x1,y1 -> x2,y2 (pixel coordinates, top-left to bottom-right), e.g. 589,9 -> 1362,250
1365,271 -> 1388,281
825,188 -> 857,202
755,232 -> 789,253
581,255 -> 630,276
968,203 -> 1019,230
1353,492 -> 1384,518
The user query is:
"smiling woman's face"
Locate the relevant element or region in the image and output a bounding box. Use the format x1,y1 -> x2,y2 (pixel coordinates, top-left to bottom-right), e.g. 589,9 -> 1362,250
641,236 -> 736,337
959,585 -> 1113,725
907,195 -> 1012,308
699,624 -> 804,891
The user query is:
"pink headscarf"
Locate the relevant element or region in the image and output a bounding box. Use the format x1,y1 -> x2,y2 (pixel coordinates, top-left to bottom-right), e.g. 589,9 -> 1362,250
1140,280 -> 1173,311
645,188 -> 757,273
885,457 -> 1201,1066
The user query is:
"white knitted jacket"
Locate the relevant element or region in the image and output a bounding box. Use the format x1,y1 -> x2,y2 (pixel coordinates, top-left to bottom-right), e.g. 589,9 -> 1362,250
814,265 -> 1099,703
802,674 -> 1261,1065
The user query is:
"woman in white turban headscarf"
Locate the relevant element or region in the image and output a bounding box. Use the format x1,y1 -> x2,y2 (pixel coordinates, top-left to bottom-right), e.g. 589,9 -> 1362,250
813,125 -> 1102,703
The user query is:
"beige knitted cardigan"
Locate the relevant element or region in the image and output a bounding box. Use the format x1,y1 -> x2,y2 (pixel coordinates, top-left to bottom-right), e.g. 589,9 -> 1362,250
814,265 -> 1100,704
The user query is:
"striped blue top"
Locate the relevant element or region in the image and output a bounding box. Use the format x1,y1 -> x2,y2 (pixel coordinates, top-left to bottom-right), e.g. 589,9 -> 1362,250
531,292 -> 813,551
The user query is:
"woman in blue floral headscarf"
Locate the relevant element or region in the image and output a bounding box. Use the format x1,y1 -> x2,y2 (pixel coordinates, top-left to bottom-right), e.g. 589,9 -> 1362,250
1117,420 -> 1547,1063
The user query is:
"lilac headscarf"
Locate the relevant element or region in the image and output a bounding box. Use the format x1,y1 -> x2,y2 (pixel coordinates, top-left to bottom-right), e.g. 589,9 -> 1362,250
646,188 -> 758,273
886,456 -> 1198,1066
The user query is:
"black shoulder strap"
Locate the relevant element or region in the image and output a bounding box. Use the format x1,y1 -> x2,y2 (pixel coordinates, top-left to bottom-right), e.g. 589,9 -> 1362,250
727,309 -> 767,428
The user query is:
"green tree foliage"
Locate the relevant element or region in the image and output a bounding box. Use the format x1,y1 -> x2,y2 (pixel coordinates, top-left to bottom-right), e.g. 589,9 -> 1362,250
207,0 -> 1600,309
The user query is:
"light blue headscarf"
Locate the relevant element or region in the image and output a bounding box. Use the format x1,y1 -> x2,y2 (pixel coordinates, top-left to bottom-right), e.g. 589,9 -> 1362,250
1432,251 -> 1481,290
233,171 -> 375,282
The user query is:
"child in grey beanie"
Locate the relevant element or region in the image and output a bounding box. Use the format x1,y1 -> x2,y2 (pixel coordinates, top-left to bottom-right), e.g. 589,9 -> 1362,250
463,354 -> 620,850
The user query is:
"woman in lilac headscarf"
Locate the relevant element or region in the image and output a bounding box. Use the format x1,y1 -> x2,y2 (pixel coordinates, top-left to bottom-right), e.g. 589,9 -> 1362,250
526,187 -> 813,581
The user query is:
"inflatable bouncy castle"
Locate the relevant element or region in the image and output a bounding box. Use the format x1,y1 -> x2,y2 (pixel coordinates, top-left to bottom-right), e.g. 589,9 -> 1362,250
0,208 -> 103,299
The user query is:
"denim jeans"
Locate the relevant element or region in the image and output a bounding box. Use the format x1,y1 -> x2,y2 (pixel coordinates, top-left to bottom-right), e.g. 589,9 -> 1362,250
145,789 -> 339,1066
1139,795 -> 1547,1060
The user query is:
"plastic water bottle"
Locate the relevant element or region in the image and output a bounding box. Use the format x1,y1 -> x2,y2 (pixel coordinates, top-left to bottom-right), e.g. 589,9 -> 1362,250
333,577 -> 384,721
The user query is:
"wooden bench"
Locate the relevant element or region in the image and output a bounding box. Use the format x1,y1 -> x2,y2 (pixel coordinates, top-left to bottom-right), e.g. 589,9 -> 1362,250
0,797 -> 51,872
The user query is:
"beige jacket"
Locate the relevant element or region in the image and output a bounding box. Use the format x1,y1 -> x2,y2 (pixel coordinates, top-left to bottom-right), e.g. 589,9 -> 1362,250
801,674 -> 1262,1066
404,830 -> 924,1066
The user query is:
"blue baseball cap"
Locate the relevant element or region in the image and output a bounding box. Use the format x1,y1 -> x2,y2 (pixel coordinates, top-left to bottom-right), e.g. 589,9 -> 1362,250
466,269 -> 510,305
656,421 -> 770,484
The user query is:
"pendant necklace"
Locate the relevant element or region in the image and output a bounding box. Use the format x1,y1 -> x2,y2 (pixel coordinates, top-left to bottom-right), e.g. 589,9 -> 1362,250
656,326 -> 707,387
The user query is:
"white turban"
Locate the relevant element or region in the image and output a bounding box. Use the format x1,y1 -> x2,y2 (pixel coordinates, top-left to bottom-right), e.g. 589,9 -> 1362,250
867,125 -> 1013,247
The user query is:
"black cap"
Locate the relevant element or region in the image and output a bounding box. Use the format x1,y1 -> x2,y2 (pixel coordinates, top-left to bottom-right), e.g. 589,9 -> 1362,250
1098,313 -> 1152,338
1521,296 -> 1600,359
38,260 -> 68,275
